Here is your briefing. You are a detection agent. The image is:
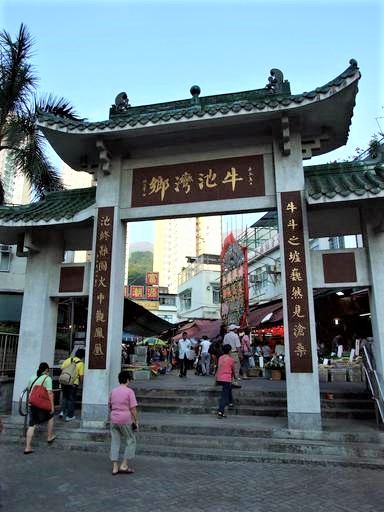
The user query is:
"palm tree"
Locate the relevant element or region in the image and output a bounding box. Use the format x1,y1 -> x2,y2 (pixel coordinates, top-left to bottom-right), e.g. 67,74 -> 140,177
0,23 -> 81,205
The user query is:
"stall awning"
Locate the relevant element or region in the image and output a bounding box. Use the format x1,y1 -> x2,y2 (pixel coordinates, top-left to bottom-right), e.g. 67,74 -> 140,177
247,300 -> 283,327
123,298 -> 172,337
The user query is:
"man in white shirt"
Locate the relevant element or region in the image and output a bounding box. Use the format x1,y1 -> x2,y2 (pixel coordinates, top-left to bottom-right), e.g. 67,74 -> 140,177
199,336 -> 211,376
223,324 -> 242,380
178,332 -> 192,378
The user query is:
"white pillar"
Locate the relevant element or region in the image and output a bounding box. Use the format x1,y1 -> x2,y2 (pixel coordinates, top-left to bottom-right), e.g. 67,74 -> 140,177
362,207 -> 384,386
274,133 -> 321,430
81,162 -> 126,428
12,231 -> 63,413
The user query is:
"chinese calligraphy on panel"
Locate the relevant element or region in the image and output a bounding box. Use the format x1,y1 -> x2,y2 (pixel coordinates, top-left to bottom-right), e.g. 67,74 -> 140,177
132,155 -> 265,207
89,207 -> 114,369
281,191 -> 313,373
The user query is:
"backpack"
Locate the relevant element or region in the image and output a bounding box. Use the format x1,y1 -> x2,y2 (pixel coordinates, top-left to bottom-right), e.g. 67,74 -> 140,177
59,358 -> 80,385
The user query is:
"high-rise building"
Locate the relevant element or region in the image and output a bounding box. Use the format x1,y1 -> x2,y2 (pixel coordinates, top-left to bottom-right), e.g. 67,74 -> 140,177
153,216 -> 222,293
0,150 -> 30,204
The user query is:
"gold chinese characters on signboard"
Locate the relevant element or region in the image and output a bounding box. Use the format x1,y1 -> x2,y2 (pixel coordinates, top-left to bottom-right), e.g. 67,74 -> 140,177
281,191 -> 313,373
131,155 -> 265,208
89,207 -> 114,369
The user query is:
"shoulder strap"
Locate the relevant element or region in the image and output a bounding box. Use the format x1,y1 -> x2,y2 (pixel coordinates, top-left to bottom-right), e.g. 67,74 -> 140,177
30,374 -> 48,390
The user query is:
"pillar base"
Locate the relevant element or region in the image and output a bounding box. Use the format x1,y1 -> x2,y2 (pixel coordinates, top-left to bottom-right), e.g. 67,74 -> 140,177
81,403 -> 108,429
288,412 -> 322,431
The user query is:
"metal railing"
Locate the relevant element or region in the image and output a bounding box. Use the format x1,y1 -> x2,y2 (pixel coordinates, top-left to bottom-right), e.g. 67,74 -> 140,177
362,345 -> 384,427
0,332 -> 19,376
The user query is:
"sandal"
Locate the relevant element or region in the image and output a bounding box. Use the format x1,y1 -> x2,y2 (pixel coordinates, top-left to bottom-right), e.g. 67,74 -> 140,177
119,468 -> 135,474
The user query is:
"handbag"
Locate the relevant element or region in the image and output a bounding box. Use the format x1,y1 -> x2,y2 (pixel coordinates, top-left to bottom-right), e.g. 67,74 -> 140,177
248,356 -> 256,368
29,375 -> 51,411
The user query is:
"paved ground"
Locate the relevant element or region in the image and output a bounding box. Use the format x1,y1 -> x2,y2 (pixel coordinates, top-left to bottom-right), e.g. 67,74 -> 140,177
1,442 -> 383,512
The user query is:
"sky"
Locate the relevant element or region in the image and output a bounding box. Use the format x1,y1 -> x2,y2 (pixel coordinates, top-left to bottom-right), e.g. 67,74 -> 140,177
2,0 -> 383,244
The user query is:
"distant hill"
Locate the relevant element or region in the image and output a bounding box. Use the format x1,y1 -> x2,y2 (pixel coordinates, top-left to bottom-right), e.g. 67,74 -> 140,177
129,241 -> 153,254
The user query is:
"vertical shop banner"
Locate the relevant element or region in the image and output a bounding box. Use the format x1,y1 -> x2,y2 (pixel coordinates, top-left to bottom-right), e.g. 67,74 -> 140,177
221,233 -> 249,326
281,191 -> 313,373
89,207 -> 114,369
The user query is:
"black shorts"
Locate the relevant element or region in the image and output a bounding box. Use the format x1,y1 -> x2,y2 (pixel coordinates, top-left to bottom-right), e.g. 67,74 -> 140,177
29,406 -> 54,426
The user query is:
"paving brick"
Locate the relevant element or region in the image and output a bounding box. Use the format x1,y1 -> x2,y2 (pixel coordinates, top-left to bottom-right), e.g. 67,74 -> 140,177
1,444 -> 383,512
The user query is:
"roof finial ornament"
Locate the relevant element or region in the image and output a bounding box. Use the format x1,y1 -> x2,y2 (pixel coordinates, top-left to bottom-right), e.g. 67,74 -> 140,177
266,69 -> 284,93
349,58 -> 358,68
190,85 -> 201,106
114,92 -> 130,113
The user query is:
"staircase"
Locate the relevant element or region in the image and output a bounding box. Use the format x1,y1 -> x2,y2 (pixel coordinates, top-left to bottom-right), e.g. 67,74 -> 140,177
135,386 -> 376,420
2,383 -> 383,468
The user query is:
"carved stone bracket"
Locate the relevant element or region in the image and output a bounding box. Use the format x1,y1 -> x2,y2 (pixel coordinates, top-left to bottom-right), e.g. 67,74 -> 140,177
281,116 -> 290,156
96,139 -> 111,175
302,134 -> 330,159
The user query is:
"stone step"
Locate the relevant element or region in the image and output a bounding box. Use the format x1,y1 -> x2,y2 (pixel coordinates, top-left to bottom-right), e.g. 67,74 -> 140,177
136,394 -> 374,411
3,416 -> 383,445
3,433 -> 383,469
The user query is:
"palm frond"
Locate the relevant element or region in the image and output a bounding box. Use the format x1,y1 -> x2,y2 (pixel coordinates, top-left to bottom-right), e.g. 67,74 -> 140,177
0,24 -> 37,127
36,94 -> 83,121
9,122 -> 64,199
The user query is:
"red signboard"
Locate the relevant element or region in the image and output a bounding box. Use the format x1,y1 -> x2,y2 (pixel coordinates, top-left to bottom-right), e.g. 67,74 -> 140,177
130,285 -> 145,299
131,155 -> 265,207
146,272 -> 159,286
89,207 -> 114,370
146,286 -> 159,300
281,191 -> 313,373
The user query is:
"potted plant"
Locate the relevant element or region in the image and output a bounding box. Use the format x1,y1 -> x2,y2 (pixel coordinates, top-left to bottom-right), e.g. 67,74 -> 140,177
265,356 -> 285,380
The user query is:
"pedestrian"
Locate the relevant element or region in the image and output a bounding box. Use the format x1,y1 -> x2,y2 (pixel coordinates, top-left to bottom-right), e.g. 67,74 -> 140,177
178,332 -> 191,378
240,328 -> 252,379
24,362 -> 56,454
199,335 -> 211,375
216,344 -> 235,418
109,371 -> 138,475
58,348 -> 85,422
223,324 -> 242,381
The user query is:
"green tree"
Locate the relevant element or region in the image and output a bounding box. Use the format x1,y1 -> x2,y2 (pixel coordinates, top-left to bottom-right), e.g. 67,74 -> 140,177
0,23 -> 81,204
127,251 -> 154,285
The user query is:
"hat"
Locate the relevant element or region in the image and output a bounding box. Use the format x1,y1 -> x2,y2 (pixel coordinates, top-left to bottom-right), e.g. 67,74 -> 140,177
228,324 -> 240,331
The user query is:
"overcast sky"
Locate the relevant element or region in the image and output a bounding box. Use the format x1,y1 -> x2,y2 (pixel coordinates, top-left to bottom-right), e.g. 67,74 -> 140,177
3,0 -> 383,242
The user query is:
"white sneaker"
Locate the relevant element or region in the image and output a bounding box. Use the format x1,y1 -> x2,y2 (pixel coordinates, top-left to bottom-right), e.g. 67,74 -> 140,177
58,412 -> 64,419
65,416 -> 75,422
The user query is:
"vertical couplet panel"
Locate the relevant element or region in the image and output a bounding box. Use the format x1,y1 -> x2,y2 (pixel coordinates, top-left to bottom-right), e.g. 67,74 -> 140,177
88,207 -> 114,369
281,191 -> 313,373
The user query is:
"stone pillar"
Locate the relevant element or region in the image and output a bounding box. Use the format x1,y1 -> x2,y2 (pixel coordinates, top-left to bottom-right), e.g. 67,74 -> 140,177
12,231 -> 63,414
273,133 -> 321,430
81,162 -> 126,428
361,207 -> 384,386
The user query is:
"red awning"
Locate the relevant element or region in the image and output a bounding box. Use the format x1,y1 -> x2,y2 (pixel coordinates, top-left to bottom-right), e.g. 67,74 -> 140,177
247,301 -> 283,327
172,319 -> 223,341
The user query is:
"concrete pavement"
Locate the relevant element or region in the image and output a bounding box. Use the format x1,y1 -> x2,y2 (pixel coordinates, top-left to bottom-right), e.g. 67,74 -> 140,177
1,442 -> 383,512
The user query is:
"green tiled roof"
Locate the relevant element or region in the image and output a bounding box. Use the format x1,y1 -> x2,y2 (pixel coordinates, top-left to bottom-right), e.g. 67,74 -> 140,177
37,61 -> 359,133
305,156 -> 384,200
0,187 -> 96,224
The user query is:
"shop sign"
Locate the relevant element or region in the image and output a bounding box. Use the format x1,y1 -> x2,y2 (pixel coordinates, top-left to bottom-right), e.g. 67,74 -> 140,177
89,207 -> 114,369
146,272 -> 159,285
221,233 -> 249,326
281,191 -> 313,373
130,285 -> 145,299
131,155 -> 264,207
134,300 -> 160,310
146,286 -> 159,300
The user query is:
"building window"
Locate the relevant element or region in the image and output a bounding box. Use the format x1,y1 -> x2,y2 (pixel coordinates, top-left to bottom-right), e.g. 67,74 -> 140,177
179,289 -> 192,311
159,296 -> 176,306
0,245 -> 11,272
212,286 -> 220,304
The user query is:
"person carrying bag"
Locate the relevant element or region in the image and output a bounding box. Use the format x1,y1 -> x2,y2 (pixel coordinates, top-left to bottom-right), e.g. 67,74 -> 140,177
24,362 -> 56,454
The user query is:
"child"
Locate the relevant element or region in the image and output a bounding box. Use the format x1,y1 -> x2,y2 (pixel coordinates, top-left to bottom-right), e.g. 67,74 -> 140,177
216,344 -> 235,418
